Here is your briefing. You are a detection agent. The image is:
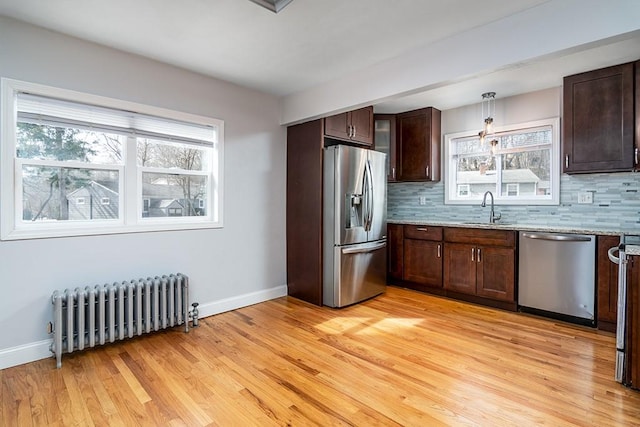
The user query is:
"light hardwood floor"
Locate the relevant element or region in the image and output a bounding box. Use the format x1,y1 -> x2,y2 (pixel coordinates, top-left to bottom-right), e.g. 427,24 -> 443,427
2,286 -> 640,426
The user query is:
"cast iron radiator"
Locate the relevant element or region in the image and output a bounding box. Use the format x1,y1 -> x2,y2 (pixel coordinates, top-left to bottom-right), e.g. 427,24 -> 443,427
50,273 -> 189,368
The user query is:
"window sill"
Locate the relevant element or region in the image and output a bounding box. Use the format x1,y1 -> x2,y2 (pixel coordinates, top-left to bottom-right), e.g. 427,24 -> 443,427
1,220 -> 223,241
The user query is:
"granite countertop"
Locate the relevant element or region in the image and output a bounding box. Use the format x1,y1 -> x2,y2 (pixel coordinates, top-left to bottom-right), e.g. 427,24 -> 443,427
387,219 -> 632,236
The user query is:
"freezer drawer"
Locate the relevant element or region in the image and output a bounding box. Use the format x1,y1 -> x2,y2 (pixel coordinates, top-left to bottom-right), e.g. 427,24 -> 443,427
323,240 -> 387,307
518,231 -> 595,324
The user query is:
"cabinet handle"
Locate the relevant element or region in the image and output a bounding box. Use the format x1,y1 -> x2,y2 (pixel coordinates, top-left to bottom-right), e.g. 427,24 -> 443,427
425,166 -> 430,178
348,125 -> 353,138
437,244 -> 441,258
392,167 -> 396,180
477,248 -> 481,263
565,155 -> 569,169
635,148 -> 638,165
352,125 -> 356,138
416,227 -> 428,231
471,247 -> 475,262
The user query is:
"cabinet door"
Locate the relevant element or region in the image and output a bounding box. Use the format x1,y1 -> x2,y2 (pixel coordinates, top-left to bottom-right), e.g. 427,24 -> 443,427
476,246 -> 515,302
443,243 -> 476,295
374,114 -> 397,181
597,235 -> 620,331
628,256 -> 639,388
350,107 -> 374,146
403,239 -> 443,289
387,224 -> 404,281
563,62 -> 635,173
636,60 -> 640,171
325,112 -> 350,140
396,107 -> 441,182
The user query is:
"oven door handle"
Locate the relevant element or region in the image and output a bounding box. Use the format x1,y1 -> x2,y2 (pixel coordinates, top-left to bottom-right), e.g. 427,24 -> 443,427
608,246 -> 620,264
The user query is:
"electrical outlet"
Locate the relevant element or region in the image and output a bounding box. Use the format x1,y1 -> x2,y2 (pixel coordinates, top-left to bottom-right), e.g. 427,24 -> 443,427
418,196 -> 427,205
577,192 -> 593,204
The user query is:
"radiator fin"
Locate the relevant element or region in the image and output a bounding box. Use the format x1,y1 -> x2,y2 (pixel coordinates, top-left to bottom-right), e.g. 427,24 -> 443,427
50,273 -> 189,368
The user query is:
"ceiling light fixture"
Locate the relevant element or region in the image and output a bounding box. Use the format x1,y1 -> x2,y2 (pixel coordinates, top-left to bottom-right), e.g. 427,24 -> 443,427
478,91 -> 499,155
248,0 -> 294,13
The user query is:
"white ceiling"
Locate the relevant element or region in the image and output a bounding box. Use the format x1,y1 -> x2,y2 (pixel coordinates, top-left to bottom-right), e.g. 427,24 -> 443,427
1,0 -> 639,116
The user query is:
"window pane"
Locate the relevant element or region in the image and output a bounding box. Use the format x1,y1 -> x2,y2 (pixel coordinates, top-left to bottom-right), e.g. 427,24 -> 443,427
455,155 -> 497,197
501,149 -> 551,196
21,166 -> 119,221
16,122 -> 124,164
142,172 -> 207,218
137,138 -> 209,171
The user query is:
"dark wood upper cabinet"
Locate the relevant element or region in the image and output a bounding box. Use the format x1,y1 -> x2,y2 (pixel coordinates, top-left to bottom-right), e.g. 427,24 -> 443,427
396,107 -> 441,182
374,114 -> 397,181
325,106 -> 374,146
563,62 -> 636,173
636,60 -> 640,170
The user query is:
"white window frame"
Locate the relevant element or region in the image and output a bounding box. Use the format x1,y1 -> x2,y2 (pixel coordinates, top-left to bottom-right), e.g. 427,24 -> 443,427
444,118 -> 559,206
457,184 -> 470,197
1,78 -> 224,240
505,183 -> 519,197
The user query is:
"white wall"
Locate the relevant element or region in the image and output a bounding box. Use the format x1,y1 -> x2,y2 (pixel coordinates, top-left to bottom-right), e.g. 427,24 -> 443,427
0,16 -> 287,369
280,0 -> 640,125
441,87 -> 561,135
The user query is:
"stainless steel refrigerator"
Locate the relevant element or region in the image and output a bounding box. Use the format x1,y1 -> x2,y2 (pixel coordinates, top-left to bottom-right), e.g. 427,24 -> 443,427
323,145 -> 387,308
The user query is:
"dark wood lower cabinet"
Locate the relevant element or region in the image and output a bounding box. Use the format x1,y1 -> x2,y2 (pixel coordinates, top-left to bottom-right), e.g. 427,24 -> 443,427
388,224 -> 404,282
476,246 -> 515,302
597,235 -> 620,332
388,224 -> 516,310
624,256 -> 640,388
404,239 -> 442,290
443,243 -> 476,294
627,256 -> 639,389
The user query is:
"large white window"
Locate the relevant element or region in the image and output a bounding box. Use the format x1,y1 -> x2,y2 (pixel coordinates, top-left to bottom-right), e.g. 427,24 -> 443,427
1,79 -> 224,240
444,118 -> 559,205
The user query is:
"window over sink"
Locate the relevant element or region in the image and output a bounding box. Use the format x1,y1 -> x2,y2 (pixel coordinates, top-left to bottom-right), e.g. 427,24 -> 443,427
444,118 -> 559,205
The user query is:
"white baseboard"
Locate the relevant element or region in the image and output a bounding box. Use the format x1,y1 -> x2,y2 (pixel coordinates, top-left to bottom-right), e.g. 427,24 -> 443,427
0,340 -> 52,370
197,284 -> 288,318
0,284 -> 288,370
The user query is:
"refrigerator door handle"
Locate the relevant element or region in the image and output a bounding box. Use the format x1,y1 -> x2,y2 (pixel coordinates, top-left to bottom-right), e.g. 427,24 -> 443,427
361,162 -> 370,232
365,160 -> 374,231
341,241 -> 387,254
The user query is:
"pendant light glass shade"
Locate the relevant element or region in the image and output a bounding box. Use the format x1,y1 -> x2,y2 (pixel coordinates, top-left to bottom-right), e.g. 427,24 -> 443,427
478,92 -> 496,145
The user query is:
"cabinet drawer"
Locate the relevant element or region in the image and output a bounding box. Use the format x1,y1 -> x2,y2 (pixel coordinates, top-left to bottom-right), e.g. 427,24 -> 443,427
403,225 -> 443,241
444,227 -> 515,247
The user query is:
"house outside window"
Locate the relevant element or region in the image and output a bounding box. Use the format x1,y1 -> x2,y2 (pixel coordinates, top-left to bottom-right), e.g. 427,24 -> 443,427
444,118 -> 559,205
1,78 -> 224,240
457,184 -> 470,197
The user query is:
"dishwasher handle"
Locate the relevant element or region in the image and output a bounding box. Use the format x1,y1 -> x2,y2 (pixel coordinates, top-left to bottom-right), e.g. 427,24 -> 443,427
521,232 -> 592,242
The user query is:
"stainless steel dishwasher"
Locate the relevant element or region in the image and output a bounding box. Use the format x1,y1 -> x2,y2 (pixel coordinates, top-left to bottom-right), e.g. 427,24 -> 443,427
518,231 -> 596,326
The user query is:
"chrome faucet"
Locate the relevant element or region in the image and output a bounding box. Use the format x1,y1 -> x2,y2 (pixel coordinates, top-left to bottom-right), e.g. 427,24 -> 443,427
481,191 -> 501,223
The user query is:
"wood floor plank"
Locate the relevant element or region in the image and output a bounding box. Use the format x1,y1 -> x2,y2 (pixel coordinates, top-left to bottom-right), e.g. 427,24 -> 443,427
2,286 -> 640,426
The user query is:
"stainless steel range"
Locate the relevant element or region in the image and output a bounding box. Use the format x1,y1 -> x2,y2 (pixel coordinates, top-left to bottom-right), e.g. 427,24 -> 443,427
608,234 -> 640,385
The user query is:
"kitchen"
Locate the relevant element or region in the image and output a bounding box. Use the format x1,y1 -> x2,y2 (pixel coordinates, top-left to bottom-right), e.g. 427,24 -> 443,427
0,3 -> 633,424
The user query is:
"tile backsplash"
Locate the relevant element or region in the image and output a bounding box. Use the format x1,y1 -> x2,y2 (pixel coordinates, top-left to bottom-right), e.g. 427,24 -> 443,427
388,172 -> 640,232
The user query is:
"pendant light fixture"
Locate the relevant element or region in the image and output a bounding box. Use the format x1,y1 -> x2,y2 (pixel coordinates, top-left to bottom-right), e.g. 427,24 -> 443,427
478,92 -> 499,155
